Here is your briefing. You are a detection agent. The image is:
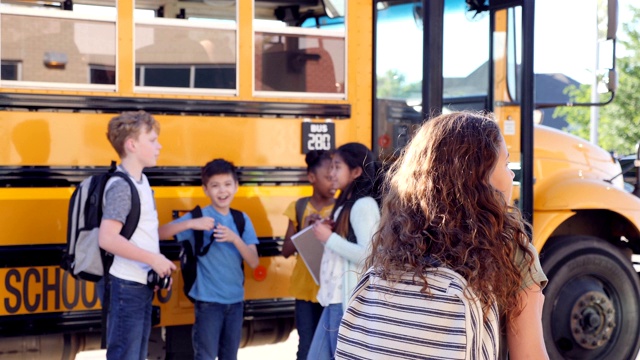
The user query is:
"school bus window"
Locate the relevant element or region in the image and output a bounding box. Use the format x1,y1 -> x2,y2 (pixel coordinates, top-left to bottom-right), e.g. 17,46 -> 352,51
0,6 -> 116,89
89,64 -> 115,85
134,17 -> 237,94
254,27 -> 345,97
135,64 -> 236,89
442,1 -> 489,99
1,60 -> 21,80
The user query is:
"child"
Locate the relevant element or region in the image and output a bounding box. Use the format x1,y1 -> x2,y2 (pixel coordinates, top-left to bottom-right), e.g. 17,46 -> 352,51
336,112 -> 548,359
98,110 -> 176,360
307,143 -> 381,360
281,150 -> 335,360
159,158 -> 260,360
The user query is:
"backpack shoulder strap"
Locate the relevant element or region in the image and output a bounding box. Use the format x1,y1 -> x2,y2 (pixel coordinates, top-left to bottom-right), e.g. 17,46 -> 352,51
230,208 -> 245,237
110,171 -> 140,240
295,197 -> 311,232
197,207 -> 246,256
189,205 -> 205,255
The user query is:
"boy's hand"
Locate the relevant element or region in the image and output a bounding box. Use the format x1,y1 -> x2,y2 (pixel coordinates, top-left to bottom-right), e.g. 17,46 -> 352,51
151,254 -> 176,278
190,216 -> 215,231
212,224 -> 241,245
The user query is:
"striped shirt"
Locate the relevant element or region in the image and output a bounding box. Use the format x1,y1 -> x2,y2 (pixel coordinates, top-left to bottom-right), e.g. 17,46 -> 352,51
336,267 -> 499,360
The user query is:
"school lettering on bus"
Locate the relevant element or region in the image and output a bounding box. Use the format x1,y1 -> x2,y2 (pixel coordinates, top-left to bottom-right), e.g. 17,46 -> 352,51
0,266 -> 173,316
302,122 -> 335,153
1,267 -> 100,315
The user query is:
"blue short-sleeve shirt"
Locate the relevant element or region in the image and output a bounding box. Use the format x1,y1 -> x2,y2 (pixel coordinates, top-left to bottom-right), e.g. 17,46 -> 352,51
174,205 -> 259,304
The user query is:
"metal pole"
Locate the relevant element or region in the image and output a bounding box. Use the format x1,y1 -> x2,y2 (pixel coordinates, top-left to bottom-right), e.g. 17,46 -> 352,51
521,0 -> 535,224
590,4 -> 600,145
422,0 -> 444,120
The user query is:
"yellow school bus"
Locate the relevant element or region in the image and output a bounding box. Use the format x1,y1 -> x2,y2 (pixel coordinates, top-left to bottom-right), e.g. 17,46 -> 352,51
0,0 -> 371,358
2,0 -> 638,359
374,1 -> 640,359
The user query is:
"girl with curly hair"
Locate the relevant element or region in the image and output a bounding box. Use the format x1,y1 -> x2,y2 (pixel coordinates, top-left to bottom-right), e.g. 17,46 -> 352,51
336,112 -> 548,359
307,142 -> 381,360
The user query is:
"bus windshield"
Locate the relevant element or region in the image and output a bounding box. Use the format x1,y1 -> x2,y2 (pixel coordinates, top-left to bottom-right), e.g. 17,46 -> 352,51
375,0 -> 489,104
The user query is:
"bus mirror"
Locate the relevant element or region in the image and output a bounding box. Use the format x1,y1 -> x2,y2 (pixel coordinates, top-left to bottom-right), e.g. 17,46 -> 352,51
607,0 -> 618,40
597,69 -> 617,94
607,69 -> 618,92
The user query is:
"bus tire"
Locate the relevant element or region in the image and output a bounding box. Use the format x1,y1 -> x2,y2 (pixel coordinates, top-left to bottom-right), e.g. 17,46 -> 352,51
540,235 -> 640,360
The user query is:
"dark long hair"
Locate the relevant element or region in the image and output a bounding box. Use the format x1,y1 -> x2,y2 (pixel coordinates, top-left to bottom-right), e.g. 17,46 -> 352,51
366,112 -> 534,325
331,143 -> 381,241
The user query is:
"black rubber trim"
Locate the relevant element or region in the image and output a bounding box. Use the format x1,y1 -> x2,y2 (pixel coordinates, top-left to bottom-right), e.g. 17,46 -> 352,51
0,298 -> 294,337
0,238 -> 283,268
0,310 -> 102,336
0,166 -> 308,187
0,93 -> 350,118
244,298 -> 295,320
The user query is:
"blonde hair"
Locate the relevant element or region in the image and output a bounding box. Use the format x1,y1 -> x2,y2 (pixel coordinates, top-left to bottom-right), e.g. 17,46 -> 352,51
107,111 -> 160,157
368,111 -> 534,325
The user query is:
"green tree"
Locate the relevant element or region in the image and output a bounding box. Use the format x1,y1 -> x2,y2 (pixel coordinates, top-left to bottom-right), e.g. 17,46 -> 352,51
377,69 -> 422,100
554,5 -> 640,155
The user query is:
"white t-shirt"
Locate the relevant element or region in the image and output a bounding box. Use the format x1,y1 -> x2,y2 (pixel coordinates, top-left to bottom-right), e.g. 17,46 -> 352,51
102,170 -> 159,284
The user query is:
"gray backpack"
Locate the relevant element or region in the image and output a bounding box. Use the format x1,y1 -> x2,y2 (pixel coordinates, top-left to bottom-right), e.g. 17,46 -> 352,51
61,162 -> 140,282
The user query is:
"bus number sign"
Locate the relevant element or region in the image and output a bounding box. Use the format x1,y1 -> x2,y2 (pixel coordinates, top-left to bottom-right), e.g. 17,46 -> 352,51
302,122 -> 335,154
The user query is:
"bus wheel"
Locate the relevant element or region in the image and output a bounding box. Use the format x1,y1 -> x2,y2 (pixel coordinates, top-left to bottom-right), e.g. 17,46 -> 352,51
541,235 -> 640,360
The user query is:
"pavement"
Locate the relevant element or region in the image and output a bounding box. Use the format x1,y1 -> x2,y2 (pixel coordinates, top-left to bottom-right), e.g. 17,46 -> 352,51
74,330 -> 299,360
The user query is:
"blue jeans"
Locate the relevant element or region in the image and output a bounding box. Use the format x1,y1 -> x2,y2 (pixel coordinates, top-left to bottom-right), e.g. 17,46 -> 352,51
193,300 -> 244,360
295,300 -> 324,360
106,275 -> 153,360
307,303 -> 343,360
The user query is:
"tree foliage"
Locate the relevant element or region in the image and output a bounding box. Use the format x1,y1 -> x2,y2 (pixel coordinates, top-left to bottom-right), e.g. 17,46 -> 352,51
377,69 -> 421,100
554,5 -> 640,155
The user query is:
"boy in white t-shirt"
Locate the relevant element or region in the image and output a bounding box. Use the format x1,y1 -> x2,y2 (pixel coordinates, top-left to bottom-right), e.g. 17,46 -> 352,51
98,111 -> 176,360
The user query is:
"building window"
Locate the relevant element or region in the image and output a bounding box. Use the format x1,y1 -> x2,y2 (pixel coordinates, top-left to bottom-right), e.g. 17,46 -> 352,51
1,60 -> 21,80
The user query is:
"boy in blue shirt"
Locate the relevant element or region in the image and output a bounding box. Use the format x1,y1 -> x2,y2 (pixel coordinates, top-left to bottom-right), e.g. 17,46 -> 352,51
159,158 -> 259,360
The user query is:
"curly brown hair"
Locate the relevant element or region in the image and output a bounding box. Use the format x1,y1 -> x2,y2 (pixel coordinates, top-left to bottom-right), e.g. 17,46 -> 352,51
366,111 -> 534,326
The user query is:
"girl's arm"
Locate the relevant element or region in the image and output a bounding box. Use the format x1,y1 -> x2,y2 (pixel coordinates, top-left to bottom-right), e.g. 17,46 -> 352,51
506,285 -> 549,360
324,197 -> 380,264
281,220 -> 297,258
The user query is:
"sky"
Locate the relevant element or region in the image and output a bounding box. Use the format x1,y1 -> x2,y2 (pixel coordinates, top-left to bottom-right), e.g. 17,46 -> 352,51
535,0 -> 634,84
376,0 -> 636,85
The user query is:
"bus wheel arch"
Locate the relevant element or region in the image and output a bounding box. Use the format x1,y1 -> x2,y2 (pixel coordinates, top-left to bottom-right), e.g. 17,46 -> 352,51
540,235 -> 640,360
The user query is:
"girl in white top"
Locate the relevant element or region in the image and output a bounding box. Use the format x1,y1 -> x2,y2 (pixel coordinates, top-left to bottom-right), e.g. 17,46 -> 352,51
307,142 -> 381,360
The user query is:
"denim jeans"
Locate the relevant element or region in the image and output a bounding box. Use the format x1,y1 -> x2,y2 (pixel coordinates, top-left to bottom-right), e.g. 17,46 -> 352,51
307,303 -> 343,360
193,300 -> 244,360
295,300 -> 324,360
106,275 -> 153,360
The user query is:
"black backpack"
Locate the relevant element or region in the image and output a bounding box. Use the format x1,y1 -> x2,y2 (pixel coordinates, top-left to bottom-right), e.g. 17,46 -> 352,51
179,205 -> 246,303
61,161 -> 140,282
295,197 -> 311,232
